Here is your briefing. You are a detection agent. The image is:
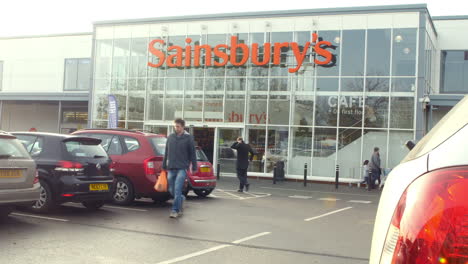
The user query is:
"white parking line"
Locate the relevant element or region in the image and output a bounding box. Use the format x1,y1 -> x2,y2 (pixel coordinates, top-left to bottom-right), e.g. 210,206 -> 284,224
289,195 -> 313,199
304,207 -> 353,222
11,213 -> 69,222
319,198 -> 340,201
348,200 -> 372,204
216,189 -> 243,199
103,206 -> 148,212
156,232 -> 271,264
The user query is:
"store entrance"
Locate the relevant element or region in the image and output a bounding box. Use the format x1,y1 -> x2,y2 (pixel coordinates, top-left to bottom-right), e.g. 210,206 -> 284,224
192,127 -> 215,163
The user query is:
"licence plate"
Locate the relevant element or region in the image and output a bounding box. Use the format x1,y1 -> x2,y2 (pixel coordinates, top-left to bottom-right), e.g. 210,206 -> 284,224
0,169 -> 22,178
200,167 -> 211,173
89,184 -> 109,191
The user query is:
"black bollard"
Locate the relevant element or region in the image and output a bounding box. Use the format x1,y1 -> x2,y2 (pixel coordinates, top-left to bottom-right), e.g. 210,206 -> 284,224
304,163 -> 308,187
273,163 -> 277,184
335,165 -> 339,189
216,162 -> 220,180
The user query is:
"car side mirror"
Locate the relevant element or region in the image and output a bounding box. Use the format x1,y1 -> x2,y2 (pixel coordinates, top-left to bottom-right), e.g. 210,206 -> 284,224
405,140 -> 415,151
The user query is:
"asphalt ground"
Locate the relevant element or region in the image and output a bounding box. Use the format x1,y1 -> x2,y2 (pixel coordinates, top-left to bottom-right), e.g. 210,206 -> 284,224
0,177 -> 381,264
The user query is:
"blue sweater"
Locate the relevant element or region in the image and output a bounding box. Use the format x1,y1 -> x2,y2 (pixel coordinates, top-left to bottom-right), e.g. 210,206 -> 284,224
162,131 -> 197,171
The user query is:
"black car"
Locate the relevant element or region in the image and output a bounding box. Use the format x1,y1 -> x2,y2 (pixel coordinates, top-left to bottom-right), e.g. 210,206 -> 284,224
12,132 -> 114,213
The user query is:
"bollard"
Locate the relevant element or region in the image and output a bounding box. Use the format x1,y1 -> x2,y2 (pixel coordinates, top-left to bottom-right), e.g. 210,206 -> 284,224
273,163 -> 277,184
216,162 -> 220,180
335,165 -> 339,189
304,163 -> 308,187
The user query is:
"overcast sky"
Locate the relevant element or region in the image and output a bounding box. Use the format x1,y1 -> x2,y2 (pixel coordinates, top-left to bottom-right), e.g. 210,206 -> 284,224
1,0 -> 466,37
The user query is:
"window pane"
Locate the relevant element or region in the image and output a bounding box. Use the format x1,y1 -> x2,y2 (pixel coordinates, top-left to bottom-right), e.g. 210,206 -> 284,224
64,59 -> 78,91
184,93 -> 203,122
266,127 -> 289,173
293,96 -> 314,126
226,78 -> 245,92
316,30 -> 340,76
248,95 -> 267,125
165,94 -> 184,121
339,95 -> 364,128
147,94 -> 163,120
204,94 -> 223,122
317,78 -> 338,92
337,128 -> 363,179
364,97 -> 389,128
392,28 -> 417,76
388,130 -> 412,168
366,78 -> 389,92
367,29 -> 391,76
290,127 -> 312,175
95,40 -> 113,79
315,96 -> 338,127
129,38 -> 148,78
269,95 -> 290,125
0,61 -> 3,91
341,30 -> 365,76
205,78 -> 224,92
440,51 -> 468,93
248,128 -> 266,173
363,129 -> 388,168
76,58 -> 91,91
392,78 -> 415,92
341,77 -> 364,92
206,34 -> 227,77
248,78 -> 268,92
166,35 -> 186,77
112,39 -> 130,78
390,97 -> 414,129
128,94 -> 145,121
225,95 -> 245,123
123,136 -> 140,152
313,128 -> 337,177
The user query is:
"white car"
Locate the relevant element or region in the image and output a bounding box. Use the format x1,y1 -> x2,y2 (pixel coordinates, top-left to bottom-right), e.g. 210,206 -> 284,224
370,95 -> 468,263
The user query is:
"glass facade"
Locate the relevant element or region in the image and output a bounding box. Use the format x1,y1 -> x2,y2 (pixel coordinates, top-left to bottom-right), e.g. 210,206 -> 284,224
92,15 -> 419,179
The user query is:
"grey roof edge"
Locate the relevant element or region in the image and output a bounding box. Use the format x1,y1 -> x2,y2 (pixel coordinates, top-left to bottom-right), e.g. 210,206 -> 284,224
94,4 -> 428,26
429,94 -> 465,106
0,92 -> 89,101
0,32 -> 92,40
432,15 -> 468,21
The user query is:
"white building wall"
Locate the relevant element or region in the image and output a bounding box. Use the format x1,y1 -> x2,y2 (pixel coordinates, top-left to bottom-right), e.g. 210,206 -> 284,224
0,34 -> 92,93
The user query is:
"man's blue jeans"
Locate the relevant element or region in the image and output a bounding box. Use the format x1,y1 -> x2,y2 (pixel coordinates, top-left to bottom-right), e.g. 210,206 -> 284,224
167,169 -> 186,213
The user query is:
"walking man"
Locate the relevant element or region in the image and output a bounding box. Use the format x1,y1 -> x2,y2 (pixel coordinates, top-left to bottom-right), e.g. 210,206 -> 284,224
162,118 -> 197,218
368,147 -> 382,190
230,137 -> 255,192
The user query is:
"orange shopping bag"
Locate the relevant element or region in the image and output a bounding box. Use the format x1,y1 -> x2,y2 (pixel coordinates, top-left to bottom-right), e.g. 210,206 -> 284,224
154,170 -> 168,192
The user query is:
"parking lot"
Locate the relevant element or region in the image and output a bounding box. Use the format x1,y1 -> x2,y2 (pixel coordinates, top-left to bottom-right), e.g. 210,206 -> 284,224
0,177 -> 380,264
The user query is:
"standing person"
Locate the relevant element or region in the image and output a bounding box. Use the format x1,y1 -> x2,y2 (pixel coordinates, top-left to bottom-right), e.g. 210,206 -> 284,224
230,137 -> 255,192
368,147 -> 382,190
361,160 -> 369,185
162,118 -> 197,219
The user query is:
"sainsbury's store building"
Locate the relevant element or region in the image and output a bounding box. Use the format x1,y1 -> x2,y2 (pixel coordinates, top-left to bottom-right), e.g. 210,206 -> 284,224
89,4 -> 439,180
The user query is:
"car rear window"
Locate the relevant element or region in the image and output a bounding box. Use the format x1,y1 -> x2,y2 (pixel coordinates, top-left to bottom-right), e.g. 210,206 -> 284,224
148,137 -> 167,155
402,95 -> 468,163
64,140 -> 108,159
196,149 -> 209,162
0,138 -> 30,159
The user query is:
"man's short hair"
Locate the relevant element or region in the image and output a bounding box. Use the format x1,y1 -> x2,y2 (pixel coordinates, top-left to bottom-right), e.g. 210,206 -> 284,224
237,137 -> 243,142
174,118 -> 185,127
374,147 -> 380,152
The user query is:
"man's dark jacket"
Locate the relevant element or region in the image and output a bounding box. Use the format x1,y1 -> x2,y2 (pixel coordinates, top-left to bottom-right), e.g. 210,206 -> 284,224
230,142 -> 255,170
163,131 -> 197,171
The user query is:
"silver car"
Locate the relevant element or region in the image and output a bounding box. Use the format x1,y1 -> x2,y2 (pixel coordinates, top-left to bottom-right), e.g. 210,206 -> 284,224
0,131 -> 40,219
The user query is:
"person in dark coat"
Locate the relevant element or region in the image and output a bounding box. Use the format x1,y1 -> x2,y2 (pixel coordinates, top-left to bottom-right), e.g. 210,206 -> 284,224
230,137 -> 255,192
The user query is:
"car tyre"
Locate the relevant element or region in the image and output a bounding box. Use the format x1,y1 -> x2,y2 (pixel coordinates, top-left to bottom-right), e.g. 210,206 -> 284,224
82,201 -> 105,210
31,180 -> 56,213
112,177 -> 135,205
194,189 -> 213,197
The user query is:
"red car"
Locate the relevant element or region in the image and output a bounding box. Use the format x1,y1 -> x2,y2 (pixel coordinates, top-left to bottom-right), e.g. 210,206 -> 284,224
72,129 -> 216,205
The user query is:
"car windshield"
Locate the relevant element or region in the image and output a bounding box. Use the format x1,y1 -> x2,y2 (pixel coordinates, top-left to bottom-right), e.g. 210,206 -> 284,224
148,137 -> 167,155
0,138 -> 30,159
402,95 -> 468,163
64,140 -> 108,159
196,149 -> 209,161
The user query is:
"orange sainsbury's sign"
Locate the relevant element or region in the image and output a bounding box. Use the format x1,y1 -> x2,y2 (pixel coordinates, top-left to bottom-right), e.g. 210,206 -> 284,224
147,33 -> 336,73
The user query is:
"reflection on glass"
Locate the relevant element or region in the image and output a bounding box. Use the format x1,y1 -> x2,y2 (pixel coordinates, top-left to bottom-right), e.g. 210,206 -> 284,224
128,95 -> 145,120
365,97 -> 389,128
112,39 -> 130,79
388,130 -> 412,168
294,96 -> 314,126
144,125 -> 168,136
290,127 -> 312,175
269,95 -> 290,125
127,122 -> 143,130
149,78 -> 164,91
130,38 -> 148,78
184,94 -> 203,122
114,94 -> 127,120
248,95 -> 268,125
111,78 -> 126,91
366,78 -> 389,92
128,78 -> 146,91
316,30 -> 340,76
390,97 -> 414,129
95,79 -> 110,91
225,95 -> 245,123
341,78 -> 364,92
391,78 -> 415,92
366,29 -> 391,76
205,78 -> 224,92
270,78 -> 288,91
95,40 -> 113,79
313,128 -> 337,177
166,35 -> 186,77
218,128 -> 243,173
147,94 -> 163,120
342,30 -> 365,76
317,78 -> 338,92
392,28 -> 417,76
337,128 -> 363,179
315,96 -> 338,127
166,78 -> 184,92
248,78 -> 268,91
248,128 -> 266,173
93,94 -> 109,120
164,94 -> 183,121
363,129 -> 388,168
266,127 -> 289,173
338,95 -> 364,128
204,94 -> 224,122
226,78 -> 246,92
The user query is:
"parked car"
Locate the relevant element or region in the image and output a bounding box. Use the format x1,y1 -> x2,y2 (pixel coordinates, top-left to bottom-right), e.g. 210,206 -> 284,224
370,95 -> 468,263
72,129 -> 217,205
12,132 -> 114,213
0,131 -> 40,219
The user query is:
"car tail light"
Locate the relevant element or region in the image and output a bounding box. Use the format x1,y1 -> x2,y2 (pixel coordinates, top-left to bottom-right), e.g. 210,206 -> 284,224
62,194 -> 75,197
55,160 -> 84,172
381,166 -> 468,264
33,169 -> 39,184
144,157 -> 157,177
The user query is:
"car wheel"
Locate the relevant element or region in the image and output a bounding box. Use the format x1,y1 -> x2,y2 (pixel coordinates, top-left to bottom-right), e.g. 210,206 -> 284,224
194,189 -> 213,197
112,177 -> 135,205
0,206 -> 13,220
31,181 -> 55,213
82,201 -> 105,210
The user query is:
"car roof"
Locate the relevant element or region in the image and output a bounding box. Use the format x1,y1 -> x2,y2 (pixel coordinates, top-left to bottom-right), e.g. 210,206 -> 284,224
11,131 -> 94,140
75,128 -> 165,137
0,130 -> 16,139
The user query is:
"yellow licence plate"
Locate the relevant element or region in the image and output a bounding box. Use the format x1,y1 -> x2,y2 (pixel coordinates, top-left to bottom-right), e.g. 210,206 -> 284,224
200,167 -> 211,173
0,169 -> 22,178
89,184 -> 109,191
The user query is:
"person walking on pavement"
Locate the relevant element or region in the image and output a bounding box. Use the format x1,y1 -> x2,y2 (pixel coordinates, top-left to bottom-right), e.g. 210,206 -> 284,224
230,137 -> 255,192
368,147 -> 382,190
162,118 -> 197,219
